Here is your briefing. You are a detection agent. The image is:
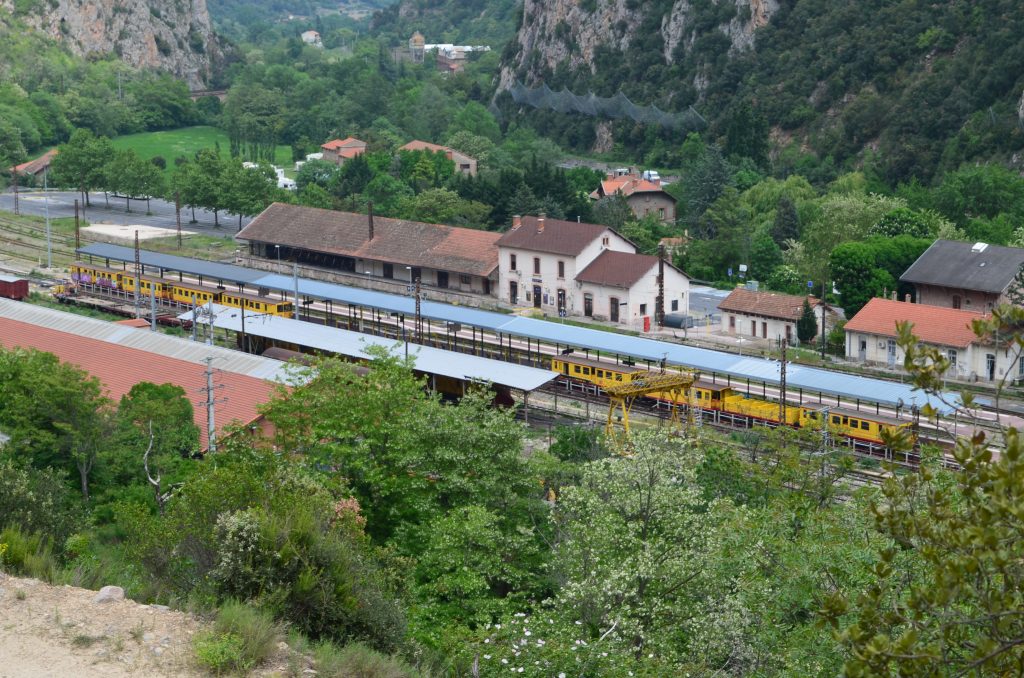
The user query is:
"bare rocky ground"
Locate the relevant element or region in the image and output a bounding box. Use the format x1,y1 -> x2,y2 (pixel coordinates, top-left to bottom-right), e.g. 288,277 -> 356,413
0,573 -> 296,677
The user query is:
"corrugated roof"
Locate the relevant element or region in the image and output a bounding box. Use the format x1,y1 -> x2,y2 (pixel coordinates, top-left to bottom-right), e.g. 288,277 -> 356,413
900,239 -> 1024,294
575,250 -> 658,288
496,216 -> 610,256
718,288 -> 820,322
76,244 -> 960,412
0,274 -> 26,283
0,299 -> 286,449
186,307 -> 557,391
845,298 -> 984,348
236,203 -> 499,277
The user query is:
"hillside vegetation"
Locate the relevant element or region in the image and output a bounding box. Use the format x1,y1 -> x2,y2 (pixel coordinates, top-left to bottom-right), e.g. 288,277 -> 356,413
498,0 -> 1024,182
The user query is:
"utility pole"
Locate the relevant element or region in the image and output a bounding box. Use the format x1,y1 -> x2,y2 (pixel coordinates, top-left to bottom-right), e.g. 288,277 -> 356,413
150,286 -> 157,331
820,280 -> 827,359
414,276 -> 422,341
779,338 -> 787,424
175,191 -> 182,249
200,357 -> 227,454
239,305 -> 247,353
190,293 -> 197,342
74,199 -> 80,251
134,230 -> 142,318
293,261 -> 300,321
656,243 -> 665,327
205,298 -> 216,345
43,169 -> 52,269
12,166 -> 18,215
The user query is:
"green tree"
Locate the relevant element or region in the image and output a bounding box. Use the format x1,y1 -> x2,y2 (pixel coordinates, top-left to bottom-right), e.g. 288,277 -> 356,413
105,149 -> 165,212
771,195 -> 801,245
796,299 -> 817,343
399,188 -> 490,228
50,128 -> 115,207
724,101 -> 769,167
294,158 -> 339,191
749,226 -> 783,281
221,160 -> 278,231
829,242 -> 895,317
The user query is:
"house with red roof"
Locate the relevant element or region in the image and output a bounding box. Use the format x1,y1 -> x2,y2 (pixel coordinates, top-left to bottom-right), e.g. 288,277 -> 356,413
399,140 -> 477,176
844,297 -> 1014,382
718,287 -> 838,345
320,137 -> 367,165
590,173 -> 677,223
496,214 -> 689,326
10,149 -> 57,179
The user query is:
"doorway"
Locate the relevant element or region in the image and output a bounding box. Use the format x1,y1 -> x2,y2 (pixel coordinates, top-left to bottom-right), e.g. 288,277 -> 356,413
533,285 -> 542,309
610,297 -> 619,322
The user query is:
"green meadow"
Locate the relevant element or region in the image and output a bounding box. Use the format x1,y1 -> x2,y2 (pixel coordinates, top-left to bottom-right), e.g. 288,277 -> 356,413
111,126 -> 293,177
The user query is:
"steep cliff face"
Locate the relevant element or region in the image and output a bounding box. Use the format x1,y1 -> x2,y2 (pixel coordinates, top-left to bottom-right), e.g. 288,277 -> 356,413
0,0 -> 220,88
499,0 -> 778,92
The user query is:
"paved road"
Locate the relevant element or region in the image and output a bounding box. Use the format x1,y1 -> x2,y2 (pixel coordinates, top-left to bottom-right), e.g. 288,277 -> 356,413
0,190 -> 252,236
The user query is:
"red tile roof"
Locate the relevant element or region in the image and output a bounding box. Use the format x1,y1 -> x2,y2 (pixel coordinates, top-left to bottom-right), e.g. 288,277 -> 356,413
0,317 -> 278,450
718,288 -> 821,322
337,147 -> 365,159
321,137 -> 366,150
12,149 -> 57,176
496,216 -> 615,256
844,298 -> 984,348
591,174 -> 674,201
399,140 -> 474,161
575,250 -> 659,288
237,203 -> 500,277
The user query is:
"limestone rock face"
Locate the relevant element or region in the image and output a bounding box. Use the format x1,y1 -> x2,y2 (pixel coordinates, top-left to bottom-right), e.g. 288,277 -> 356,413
499,0 -> 779,91
0,0 -> 220,88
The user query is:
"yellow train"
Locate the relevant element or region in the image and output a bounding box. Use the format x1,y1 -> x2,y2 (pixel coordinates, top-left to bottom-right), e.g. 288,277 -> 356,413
551,354 -> 912,446
68,262 -> 294,317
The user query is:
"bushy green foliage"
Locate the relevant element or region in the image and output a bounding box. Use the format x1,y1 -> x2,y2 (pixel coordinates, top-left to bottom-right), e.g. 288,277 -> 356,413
312,640 -> 419,678
195,601 -> 281,674
0,526 -> 56,580
0,458 -> 79,545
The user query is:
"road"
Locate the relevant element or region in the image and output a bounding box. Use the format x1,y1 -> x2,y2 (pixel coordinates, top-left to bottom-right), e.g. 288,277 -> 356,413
689,284 -> 729,321
0,190 -> 252,236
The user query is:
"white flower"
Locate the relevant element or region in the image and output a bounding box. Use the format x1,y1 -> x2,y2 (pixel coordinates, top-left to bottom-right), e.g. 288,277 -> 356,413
484,655 -> 491,660
524,630 -> 532,636
517,669 -> 524,674
484,638 -> 490,644
501,659 -> 508,664
559,673 -> 567,678
601,652 -> 608,657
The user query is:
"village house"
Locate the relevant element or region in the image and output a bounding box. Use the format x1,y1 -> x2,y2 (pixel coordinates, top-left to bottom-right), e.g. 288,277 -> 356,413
399,140 -> 477,176
496,215 -> 689,327
237,203 -> 499,298
320,137 -> 367,166
844,297 -> 1018,383
590,173 -> 677,223
718,287 -> 836,345
300,30 -> 322,47
900,240 -> 1024,311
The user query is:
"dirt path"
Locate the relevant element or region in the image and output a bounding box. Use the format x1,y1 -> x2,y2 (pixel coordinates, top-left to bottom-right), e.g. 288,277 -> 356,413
0,574 -> 205,677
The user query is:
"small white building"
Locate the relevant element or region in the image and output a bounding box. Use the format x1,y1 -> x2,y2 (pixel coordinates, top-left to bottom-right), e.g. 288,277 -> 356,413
844,297 -> 1018,382
495,215 -> 689,327
718,287 -> 835,345
300,30 -> 322,47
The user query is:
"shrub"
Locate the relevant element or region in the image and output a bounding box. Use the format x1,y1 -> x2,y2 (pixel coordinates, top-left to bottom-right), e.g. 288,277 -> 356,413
313,641 -> 418,678
0,459 -> 79,546
194,632 -> 247,675
0,526 -> 56,580
212,601 -> 281,670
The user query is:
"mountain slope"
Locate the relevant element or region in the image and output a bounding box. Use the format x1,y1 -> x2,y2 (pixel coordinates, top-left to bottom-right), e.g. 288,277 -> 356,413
498,0 -> 1024,182
0,0 -> 222,88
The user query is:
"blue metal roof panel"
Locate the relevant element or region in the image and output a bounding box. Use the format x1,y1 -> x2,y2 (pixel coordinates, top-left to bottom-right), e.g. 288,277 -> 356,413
78,243 -> 266,284
191,308 -> 557,391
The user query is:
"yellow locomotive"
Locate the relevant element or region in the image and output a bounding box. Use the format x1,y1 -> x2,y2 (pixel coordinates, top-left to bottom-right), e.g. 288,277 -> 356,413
551,354 -> 912,446
68,262 -> 294,318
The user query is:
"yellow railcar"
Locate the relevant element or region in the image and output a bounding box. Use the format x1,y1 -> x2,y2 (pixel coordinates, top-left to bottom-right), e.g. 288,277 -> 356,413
800,408 -> 911,445
550,355 -> 640,388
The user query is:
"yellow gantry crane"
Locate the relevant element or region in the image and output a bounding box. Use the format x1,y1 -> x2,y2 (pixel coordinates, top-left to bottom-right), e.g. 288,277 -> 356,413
604,371 -> 697,443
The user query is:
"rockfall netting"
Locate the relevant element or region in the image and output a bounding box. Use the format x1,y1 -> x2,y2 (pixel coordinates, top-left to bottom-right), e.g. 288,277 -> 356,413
503,81 -> 706,131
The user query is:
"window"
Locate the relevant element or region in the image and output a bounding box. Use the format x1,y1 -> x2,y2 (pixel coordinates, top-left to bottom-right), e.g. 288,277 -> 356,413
533,257 -> 541,275
952,294 -> 961,309
573,366 -> 580,374
861,421 -> 870,430
658,207 -> 665,218
383,263 -> 394,279
558,260 -> 565,278
460,274 -> 471,285
832,416 -> 840,425
639,303 -> 647,315
437,271 -> 449,288
1019,355 -> 1024,377
785,324 -> 792,342
597,370 -> 604,378
751,320 -> 757,336
762,322 -> 767,338
615,374 -> 623,381
602,236 -> 610,246
671,299 -> 678,311
729,315 -> 735,331
510,253 -> 517,270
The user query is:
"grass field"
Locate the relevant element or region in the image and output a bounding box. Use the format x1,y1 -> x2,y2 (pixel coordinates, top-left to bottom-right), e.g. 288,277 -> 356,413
111,126 -> 294,177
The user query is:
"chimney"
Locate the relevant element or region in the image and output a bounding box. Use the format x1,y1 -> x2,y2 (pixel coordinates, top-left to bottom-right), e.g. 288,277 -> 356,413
367,201 -> 374,241
537,213 -> 546,233
904,293 -> 911,303
891,291 -> 897,301
511,214 -> 521,230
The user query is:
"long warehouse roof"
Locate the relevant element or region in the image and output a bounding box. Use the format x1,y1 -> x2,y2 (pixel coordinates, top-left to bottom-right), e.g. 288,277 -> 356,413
182,305 -> 557,392
81,243 -> 957,412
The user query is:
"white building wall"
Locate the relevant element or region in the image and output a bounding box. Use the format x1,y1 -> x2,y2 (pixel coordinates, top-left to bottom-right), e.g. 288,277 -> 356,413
496,227 -> 634,311
845,331 -> 1021,383
724,305 -> 829,345
580,265 -> 690,327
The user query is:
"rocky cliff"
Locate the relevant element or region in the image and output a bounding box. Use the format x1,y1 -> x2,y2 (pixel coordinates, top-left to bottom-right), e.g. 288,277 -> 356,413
499,0 -> 778,92
0,0 -> 220,88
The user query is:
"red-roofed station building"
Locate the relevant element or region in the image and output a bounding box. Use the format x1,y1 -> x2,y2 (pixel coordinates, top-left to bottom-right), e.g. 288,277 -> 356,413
320,137 -> 367,165
238,203 -> 500,299
718,287 -> 838,345
496,215 -> 689,327
844,297 -> 1012,382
